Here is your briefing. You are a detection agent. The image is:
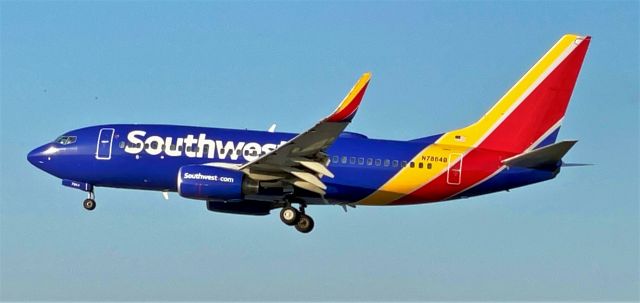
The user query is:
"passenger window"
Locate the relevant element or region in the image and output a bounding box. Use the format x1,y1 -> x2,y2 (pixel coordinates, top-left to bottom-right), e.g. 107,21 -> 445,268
401,161 -> 407,167
178,145 -> 183,152
427,163 -> 432,169
203,146 -> 209,154
150,141 -> 158,149
367,158 -> 373,165
144,143 -> 149,149
410,162 -> 415,168
418,162 -> 424,169
341,156 -> 348,164
350,157 -> 356,164
333,156 -> 339,163
358,157 -> 365,165
392,160 -> 399,167
119,141 -> 125,148
384,159 -> 390,167
375,159 -> 381,166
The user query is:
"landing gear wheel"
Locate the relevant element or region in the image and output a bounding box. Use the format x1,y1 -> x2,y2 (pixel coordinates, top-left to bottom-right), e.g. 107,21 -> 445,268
295,214 -> 314,233
280,206 -> 299,225
83,198 -> 96,211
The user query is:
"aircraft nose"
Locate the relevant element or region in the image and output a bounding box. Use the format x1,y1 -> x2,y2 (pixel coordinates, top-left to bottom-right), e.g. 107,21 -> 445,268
27,144 -> 53,168
27,146 -> 43,166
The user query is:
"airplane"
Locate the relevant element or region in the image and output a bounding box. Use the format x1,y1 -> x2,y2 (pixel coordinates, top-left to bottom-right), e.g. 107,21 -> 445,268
28,34 -> 591,233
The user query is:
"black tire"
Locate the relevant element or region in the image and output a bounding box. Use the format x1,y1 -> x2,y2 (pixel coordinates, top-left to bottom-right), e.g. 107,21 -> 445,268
280,206 -> 299,226
295,214 -> 314,233
83,198 -> 96,211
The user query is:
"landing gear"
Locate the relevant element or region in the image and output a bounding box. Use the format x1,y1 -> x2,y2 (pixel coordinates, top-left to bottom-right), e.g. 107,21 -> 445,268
83,198 -> 96,210
280,206 -> 299,226
279,199 -> 314,233
83,191 -> 96,211
295,214 -> 314,233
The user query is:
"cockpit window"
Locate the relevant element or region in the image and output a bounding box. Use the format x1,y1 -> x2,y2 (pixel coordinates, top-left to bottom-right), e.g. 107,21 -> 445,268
55,136 -> 77,145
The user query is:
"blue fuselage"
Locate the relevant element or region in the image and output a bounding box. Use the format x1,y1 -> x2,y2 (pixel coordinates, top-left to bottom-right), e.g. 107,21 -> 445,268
28,124 -> 557,205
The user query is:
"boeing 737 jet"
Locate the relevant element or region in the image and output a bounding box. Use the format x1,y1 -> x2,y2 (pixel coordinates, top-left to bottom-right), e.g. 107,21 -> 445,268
28,34 -> 591,233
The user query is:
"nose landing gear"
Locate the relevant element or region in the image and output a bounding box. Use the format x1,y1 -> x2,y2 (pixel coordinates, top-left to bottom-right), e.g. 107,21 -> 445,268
83,191 -> 96,211
279,201 -> 314,233
61,180 -> 96,211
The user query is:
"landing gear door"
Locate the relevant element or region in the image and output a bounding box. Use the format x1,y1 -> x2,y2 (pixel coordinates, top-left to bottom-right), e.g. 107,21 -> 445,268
96,128 -> 115,160
447,153 -> 463,185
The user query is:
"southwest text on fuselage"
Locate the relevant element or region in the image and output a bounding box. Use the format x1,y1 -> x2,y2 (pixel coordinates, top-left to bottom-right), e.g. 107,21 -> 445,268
123,130 -> 286,161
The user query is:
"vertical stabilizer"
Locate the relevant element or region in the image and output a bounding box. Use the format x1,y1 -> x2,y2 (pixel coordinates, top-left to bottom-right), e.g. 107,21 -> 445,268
439,34 -> 590,152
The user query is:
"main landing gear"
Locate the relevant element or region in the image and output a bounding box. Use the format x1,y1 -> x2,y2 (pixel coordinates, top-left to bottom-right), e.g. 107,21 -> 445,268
279,202 -> 314,233
83,191 -> 96,211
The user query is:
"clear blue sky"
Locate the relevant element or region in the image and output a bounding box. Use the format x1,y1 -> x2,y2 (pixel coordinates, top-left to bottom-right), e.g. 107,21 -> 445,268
1,1 -> 638,301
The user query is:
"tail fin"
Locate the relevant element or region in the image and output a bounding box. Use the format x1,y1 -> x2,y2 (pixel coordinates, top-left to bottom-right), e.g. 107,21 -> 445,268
437,34 -> 591,153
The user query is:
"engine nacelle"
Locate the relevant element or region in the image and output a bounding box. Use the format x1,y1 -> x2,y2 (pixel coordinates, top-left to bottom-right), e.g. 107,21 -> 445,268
178,165 -> 258,201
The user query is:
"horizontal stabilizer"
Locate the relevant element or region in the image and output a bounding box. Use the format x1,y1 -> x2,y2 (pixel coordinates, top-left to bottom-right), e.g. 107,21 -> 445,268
502,140 -> 578,169
562,162 -> 593,167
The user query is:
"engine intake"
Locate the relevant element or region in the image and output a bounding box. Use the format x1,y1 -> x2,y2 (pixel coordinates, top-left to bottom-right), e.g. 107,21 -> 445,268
178,165 -> 258,201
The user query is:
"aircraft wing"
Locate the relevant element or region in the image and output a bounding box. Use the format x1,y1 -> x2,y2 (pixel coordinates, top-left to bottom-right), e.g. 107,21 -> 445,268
238,73 -> 371,196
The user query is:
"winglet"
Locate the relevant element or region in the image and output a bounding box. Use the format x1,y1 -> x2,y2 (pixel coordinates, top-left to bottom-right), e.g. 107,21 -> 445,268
326,73 -> 371,122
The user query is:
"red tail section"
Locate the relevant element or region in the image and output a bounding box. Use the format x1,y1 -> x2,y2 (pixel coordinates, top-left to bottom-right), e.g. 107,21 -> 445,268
358,35 -> 592,206
438,34 -> 591,153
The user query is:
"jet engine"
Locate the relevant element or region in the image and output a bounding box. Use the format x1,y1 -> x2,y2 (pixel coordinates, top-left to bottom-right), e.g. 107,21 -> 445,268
178,165 -> 258,201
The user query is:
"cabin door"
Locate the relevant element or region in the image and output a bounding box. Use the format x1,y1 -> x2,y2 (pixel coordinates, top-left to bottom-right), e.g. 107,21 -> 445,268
446,153 -> 463,185
96,128 -> 115,160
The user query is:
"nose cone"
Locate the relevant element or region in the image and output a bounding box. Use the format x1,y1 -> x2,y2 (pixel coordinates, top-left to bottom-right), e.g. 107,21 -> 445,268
28,146 -> 44,167
27,144 -> 55,169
